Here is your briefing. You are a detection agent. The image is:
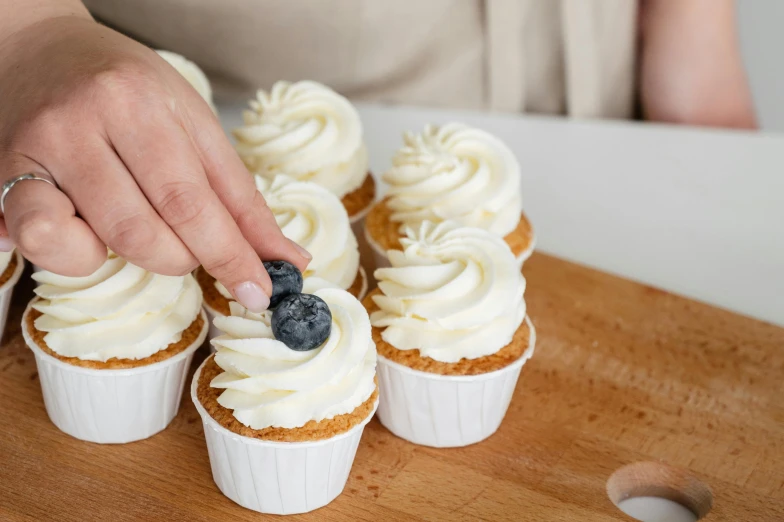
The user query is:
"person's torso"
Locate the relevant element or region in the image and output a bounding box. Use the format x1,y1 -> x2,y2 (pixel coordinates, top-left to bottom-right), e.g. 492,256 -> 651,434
85,0 -> 638,118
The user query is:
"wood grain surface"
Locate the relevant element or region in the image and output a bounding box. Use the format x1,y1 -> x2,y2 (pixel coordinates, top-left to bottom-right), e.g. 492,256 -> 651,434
1,253 -> 782,521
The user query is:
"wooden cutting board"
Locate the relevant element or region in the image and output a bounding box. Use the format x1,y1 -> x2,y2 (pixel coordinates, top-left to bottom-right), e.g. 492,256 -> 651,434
1,253 -> 782,521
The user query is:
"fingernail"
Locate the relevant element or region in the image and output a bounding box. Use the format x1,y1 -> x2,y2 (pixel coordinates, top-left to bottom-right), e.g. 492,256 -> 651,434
0,237 -> 13,252
234,281 -> 270,312
289,239 -> 312,261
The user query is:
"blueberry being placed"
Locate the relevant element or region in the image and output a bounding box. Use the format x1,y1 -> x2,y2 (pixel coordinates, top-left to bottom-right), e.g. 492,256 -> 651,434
264,260 -> 303,308
272,294 -> 332,351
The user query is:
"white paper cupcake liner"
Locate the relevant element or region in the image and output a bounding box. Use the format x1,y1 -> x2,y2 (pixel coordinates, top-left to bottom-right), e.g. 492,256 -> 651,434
191,357 -> 378,515
204,267 -> 369,352
376,316 -> 536,448
0,251 -> 25,339
23,303 -> 208,444
365,221 -> 536,270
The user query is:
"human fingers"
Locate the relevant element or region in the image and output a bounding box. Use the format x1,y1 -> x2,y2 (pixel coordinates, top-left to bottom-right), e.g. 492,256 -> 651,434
0,155 -> 106,275
104,102 -> 274,311
181,106 -> 311,272
54,137 -> 198,275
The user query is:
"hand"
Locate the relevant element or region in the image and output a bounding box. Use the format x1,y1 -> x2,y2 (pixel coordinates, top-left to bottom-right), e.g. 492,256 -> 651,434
0,15 -> 310,311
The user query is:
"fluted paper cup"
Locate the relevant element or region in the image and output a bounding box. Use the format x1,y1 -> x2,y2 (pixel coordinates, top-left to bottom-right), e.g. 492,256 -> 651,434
191,358 -> 378,515
23,304 -> 208,444
0,251 -> 25,338
366,225 -> 536,271
376,316 -> 536,448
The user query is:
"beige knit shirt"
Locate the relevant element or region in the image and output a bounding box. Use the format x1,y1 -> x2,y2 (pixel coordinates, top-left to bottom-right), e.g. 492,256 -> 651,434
85,0 -> 638,118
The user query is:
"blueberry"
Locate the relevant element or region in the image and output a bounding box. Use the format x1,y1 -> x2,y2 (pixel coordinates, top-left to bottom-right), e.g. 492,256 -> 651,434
264,260 -> 303,308
271,294 -> 332,351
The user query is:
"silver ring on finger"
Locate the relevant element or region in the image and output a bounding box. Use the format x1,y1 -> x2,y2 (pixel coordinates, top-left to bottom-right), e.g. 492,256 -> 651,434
0,172 -> 59,214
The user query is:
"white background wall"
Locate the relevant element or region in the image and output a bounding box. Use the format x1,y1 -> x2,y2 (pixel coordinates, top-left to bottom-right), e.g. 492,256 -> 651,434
737,0 -> 784,132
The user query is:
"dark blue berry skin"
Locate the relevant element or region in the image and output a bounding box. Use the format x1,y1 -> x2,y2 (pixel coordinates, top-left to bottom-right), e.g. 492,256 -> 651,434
264,260 -> 303,309
272,294 -> 332,351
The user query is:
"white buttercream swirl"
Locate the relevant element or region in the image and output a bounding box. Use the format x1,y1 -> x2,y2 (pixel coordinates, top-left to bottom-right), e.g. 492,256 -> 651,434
383,123 -> 522,237
213,174 -> 360,301
32,253 -> 203,361
156,50 -> 217,114
233,81 -> 368,199
371,221 -> 525,363
210,286 -> 376,430
256,174 -> 359,288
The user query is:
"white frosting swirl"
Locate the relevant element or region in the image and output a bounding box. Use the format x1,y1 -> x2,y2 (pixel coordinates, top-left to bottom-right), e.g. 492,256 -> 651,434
213,174 -> 360,301
210,287 -> 376,430
233,81 -> 368,199
156,50 -> 217,113
256,174 -> 359,288
32,254 -> 203,361
0,250 -> 14,280
383,123 -> 522,237
371,221 -> 525,363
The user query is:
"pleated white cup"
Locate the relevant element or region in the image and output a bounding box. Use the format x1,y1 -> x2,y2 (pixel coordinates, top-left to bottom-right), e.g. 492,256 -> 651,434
365,222 -> 536,271
191,357 -> 378,515
203,267 -> 369,353
0,251 -> 25,337
23,303 -> 208,444
376,316 -> 536,448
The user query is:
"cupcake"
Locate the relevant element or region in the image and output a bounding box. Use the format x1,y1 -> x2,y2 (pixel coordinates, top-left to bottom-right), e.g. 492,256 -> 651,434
365,123 -> 536,270
233,81 -> 377,273
156,50 -> 217,114
364,221 -> 535,448
22,253 -> 207,444
197,174 -> 367,339
0,248 -> 25,338
191,281 -> 378,515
